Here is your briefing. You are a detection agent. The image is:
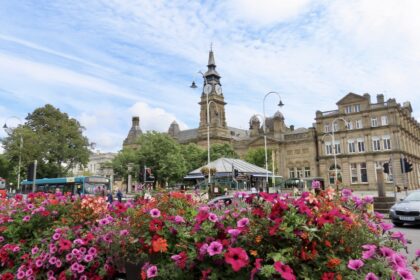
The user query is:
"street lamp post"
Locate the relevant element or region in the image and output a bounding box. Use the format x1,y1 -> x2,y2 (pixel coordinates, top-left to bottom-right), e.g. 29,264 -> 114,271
262,92 -> 284,193
330,117 -> 348,189
3,117 -> 23,192
191,71 -> 216,185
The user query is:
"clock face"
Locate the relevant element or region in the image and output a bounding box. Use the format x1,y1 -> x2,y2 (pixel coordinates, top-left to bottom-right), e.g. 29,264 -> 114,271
215,84 -> 222,95
203,84 -> 212,94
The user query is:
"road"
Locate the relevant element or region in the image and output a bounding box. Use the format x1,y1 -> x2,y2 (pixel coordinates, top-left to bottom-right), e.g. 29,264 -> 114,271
392,224 -> 420,279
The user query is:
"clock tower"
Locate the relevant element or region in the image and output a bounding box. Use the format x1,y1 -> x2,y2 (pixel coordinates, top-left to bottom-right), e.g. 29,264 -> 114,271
197,49 -> 230,145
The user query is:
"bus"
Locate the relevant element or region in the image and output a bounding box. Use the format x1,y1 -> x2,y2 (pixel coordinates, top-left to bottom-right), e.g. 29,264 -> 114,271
0,177 -> 6,198
20,176 -> 111,195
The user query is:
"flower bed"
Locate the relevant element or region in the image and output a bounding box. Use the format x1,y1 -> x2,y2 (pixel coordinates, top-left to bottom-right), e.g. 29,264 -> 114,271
0,188 -> 419,279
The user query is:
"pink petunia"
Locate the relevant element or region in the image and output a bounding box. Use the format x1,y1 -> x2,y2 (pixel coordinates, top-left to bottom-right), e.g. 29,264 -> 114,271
208,213 -> 218,223
362,244 -> 377,260
207,241 -> 223,256
174,215 -> 185,224
379,222 -> 393,232
391,231 -> 407,245
347,259 -> 364,270
224,247 -> 249,272
237,217 -> 249,228
365,272 -> 378,280
396,268 -> 415,280
274,261 -> 296,280
391,253 -> 407,270
415,249 -> 420,259
146,265 -> 158,278
22,215 -> 31,222
149,208 -> 161,218
228,228 -> 241,238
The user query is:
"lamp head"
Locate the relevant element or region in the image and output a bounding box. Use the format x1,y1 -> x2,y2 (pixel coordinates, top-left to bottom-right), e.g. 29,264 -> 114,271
190,81 -> 198,89
278,100 -> 284,107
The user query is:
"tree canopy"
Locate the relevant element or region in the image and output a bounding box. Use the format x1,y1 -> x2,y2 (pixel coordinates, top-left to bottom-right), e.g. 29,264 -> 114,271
244,147 -> 272,169
2,104 -> 90,181
208,143 -> 238,161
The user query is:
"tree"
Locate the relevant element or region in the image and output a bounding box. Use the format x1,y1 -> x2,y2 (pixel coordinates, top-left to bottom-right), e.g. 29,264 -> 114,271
136,132 -> 187,187
0,154 -> 11,181
111,148 -> 138,183
180,143 -> 206,172
2,104 -> 90,179
208,143 -> 238,161
244,147 -> 272,168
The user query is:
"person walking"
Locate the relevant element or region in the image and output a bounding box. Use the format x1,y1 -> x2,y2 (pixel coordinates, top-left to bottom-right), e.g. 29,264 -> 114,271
106,190 -> 113,204
116,189 -> 123,203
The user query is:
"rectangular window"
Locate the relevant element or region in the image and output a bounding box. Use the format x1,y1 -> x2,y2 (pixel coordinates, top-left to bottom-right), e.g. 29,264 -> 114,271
354,104 -> 361,112
345,105 -> 352,114
346,121 -> 353,130
334,141 -> 341,154
296,168 -> 303,178
348,140 -> 356,153
371,117 -> 378,127
304,167 -> 311,177
288,168 -> 295,179
381,115 -> 388,126
360,163 -> 368,183
372,137 -> 381,151
324,124 -> 331,133
355,119 -> 363,129
325,142 -> 333,155
357,138 -> 365,152
350,163 -> 358,183
383,136 -> 391,150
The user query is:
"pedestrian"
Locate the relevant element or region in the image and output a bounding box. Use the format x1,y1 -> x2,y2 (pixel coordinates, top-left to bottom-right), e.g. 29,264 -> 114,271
106,190 -> 113,204
76,185 -> 82,196
116,188 -> 123,203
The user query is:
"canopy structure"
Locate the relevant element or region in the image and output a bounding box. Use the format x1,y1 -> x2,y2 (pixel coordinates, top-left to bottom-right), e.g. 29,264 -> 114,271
184,157 -> 274,179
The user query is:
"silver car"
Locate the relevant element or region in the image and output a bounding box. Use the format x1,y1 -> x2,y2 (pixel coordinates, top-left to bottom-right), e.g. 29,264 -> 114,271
389,191 -> 420,227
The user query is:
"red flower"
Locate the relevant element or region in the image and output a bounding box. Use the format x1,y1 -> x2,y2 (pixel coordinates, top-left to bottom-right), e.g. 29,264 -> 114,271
0,272 -> 14,280
224,247 -> 249,272
59,239 -> 72,251
274,261 -> 296,280
149,219 -> 163,232
321,272 -> 335,280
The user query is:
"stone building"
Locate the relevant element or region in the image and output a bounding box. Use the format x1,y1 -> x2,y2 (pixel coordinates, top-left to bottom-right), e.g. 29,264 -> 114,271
123,50 -> 420,190
123,116 -> 143,149
71,151 -> 116,177
315,93 -> 420,190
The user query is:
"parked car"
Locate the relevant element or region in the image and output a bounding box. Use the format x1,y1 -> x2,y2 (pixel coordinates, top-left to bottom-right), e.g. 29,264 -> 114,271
389,191 -> 420,227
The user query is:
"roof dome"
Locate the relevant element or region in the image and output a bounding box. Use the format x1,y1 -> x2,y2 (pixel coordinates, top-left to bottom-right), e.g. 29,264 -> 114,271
273,110 -> 284,119
249,115 -> 260,124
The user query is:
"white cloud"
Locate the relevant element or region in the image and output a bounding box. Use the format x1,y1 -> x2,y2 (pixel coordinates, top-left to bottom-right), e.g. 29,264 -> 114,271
225,0 -> 311,26
128,102 -> 189,133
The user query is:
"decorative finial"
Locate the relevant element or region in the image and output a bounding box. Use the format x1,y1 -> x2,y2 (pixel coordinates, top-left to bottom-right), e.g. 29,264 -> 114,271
210,42 -> 213,51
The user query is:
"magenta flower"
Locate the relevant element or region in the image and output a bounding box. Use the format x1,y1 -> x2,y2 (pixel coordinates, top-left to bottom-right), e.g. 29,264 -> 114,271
365,272 -> 379,280
16,271 -> 25,279
347,259 -> 364,270
77,264 -> 85,274
379,246 -> 395,258
208,213 -> 218,223
84,254 -> 93,262
149,208 -> 161,218
341,188 -> 352,197
199,243 -> 208,257
228,228 -> 241,238
379,222 -> 393,232
35,258 -> 43,268
49,257 -> 57,265
391,253 -> 407,270
52,232 -> 61,240
25,268 -> 33,277
237,217 -> 249,228
274,261 -> 296,280
391,231 -> 407,245
65,253 -> 73,261
415,249 -> 420,258
22,215 -> 31,222
88,247 -> 97,256
174,215 -> 185,224
207,241 -> 223,256
31,247 -> 39,255
119,229 -> 129,236
311,180 -> 321,189
146,265 -> 158,278
55,259 -> 62,268
362,244 -> 376,259
397,268 -> 415,280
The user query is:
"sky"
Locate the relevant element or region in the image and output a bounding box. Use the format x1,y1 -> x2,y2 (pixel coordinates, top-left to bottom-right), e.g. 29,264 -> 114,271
1,0 -> 419,153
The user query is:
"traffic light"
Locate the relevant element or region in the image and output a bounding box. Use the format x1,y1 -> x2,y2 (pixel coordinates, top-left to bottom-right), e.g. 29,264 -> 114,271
234,169 -> 239,177
400,158 -> 413,173
383,162 -> 390,174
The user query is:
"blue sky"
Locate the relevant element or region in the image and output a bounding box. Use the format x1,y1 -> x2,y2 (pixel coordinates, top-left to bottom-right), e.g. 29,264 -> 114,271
1,0 -> 419,153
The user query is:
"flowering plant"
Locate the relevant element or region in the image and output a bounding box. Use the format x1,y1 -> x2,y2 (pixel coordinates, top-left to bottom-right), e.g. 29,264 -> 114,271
1,188 -> 419,279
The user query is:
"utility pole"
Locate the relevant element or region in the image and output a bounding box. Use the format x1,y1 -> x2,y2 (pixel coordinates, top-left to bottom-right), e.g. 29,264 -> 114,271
31,160 -> 37,192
